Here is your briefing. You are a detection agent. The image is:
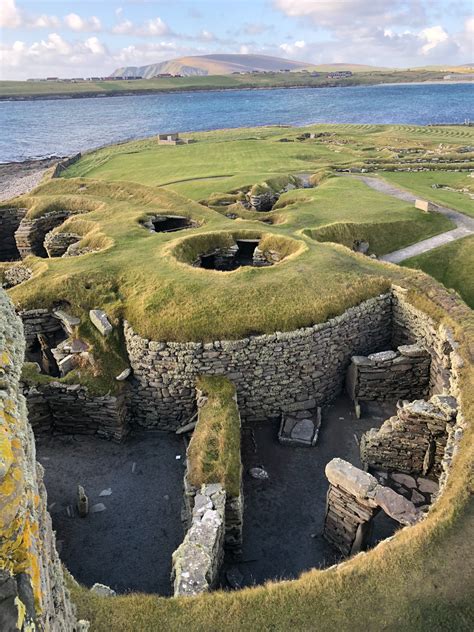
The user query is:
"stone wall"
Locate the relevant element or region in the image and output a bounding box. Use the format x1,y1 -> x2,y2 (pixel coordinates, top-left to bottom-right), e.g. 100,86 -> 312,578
0,207 -> 26,261
183,382 -> 243,552
0,288 -> 77,631
391,285 -> 457,395
15,211 -> 72,258
323,458 -> 420,556
23,382 -> 130,442
124,293 -> 392,429
171,484 -> 226,596
346,344 -> 430,404
360,395 -> 457,478
44,231 -> 81,258
19,309 -> 64,346
51,154 -> 81,178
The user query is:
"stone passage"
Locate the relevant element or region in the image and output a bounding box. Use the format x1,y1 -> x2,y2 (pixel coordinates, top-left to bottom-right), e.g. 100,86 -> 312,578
0,207 -> 27,261
323,458 -> 420,556
360,395 -> 457,478
0,289 -> 77,630
124,293 -> 392,429
346,344 -> 430,406
171,484 -> 226,596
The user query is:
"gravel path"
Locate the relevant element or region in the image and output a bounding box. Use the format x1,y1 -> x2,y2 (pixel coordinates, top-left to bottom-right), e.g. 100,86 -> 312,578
351,175 -> 474,263
0,157 -> 59,202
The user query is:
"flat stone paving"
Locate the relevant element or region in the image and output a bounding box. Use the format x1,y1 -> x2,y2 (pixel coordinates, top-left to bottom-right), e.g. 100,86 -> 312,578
36,431 -> 186,595
230,395 -> 397,588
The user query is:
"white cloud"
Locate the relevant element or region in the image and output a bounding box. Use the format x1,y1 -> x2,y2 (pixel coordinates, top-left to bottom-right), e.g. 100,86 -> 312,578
199,30 -> 216,42
419,25 -> 449,54
279,40 -> 306,57
64,13 -> 102,33
0,0 -> 22,27
31,14 -> 61,29
113,16 -> 169,37
239,45 -> 250,55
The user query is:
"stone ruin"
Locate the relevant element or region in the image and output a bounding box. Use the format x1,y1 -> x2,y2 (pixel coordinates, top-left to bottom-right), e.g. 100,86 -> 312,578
142,214 -> 199,233
192,238 -> 279,271
360,395 -> 457,478
171,484 -> 226,596
323,458 -> 420,556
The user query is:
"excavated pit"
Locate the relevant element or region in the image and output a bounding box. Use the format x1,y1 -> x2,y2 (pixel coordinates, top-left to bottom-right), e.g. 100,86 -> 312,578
143,214 -> 198,233
196,239 -> 266,271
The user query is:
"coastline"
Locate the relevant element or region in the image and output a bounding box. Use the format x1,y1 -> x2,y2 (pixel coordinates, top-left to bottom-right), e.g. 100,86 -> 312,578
1,78 -> 472,103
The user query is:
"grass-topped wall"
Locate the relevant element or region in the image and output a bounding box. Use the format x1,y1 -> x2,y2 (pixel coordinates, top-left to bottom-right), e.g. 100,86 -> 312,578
186,376 -> 241,498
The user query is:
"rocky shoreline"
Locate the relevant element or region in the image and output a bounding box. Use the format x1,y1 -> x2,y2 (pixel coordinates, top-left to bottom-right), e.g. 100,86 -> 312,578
0,157 -> 61,201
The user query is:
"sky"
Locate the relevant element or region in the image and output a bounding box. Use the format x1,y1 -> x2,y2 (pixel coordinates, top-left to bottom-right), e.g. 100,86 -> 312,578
0,0 -> 473,79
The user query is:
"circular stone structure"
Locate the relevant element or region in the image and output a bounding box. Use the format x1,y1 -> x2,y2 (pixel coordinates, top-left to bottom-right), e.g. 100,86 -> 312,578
172,231 -> 303,271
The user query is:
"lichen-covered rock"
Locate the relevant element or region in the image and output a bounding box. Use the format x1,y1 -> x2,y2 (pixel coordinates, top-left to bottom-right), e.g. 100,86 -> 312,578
171,484 -> 226,596
0,288 -> 77,630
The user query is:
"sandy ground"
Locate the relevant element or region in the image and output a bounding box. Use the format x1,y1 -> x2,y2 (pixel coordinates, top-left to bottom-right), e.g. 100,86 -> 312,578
0,157 -> 59,202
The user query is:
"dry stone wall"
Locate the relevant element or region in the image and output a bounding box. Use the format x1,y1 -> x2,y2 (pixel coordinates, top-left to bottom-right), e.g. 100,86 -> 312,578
323,458 -> 420,556
171,484 -> 226,596
20,308 -> 64,346
360,395 -> 457,477
392,286 -> 457,395
124,293 -> 392,429
0,207 -> 26,261
0,289 -> 77,631
346,344 -> 430,403
15,211 -> 72,258
23,382 -> 130,442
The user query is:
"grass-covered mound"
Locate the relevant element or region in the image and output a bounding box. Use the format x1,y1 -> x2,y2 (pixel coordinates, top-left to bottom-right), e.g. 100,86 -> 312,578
4,124 -> 472,394
187,376 -> 241,498
305,215 -> 453,256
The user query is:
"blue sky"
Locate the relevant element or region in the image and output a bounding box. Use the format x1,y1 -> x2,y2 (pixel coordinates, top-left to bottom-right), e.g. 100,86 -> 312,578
1,0 -> 473,79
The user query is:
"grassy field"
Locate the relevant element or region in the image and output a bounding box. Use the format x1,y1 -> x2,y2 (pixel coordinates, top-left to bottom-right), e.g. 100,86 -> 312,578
0,69 -> 462,100
403,235 -> 474,307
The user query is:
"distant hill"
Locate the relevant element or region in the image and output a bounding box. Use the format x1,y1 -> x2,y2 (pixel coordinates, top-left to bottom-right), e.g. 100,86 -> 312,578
111,54 -> 314,78
110,54 -> 390,79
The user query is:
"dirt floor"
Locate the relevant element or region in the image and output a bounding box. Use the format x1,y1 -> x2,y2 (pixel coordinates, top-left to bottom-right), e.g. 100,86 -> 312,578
36,430 -> 186,595
223,395 -> 397,589
36,395 -> 396,596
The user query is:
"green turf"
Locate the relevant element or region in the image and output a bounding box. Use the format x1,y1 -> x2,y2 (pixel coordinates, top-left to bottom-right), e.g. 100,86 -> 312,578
382,171 -> 474,217
402,235 -> 474,308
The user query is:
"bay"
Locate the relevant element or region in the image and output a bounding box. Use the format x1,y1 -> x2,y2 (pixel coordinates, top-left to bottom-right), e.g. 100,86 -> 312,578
0,82 -> 473,163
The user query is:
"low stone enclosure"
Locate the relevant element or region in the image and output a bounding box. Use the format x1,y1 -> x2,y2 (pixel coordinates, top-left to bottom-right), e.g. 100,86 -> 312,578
2,281 -> 469,608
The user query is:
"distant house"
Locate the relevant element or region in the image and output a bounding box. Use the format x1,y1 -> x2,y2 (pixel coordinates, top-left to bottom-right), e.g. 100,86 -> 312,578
46,77 -> 59,81
327,71 -> 353,79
